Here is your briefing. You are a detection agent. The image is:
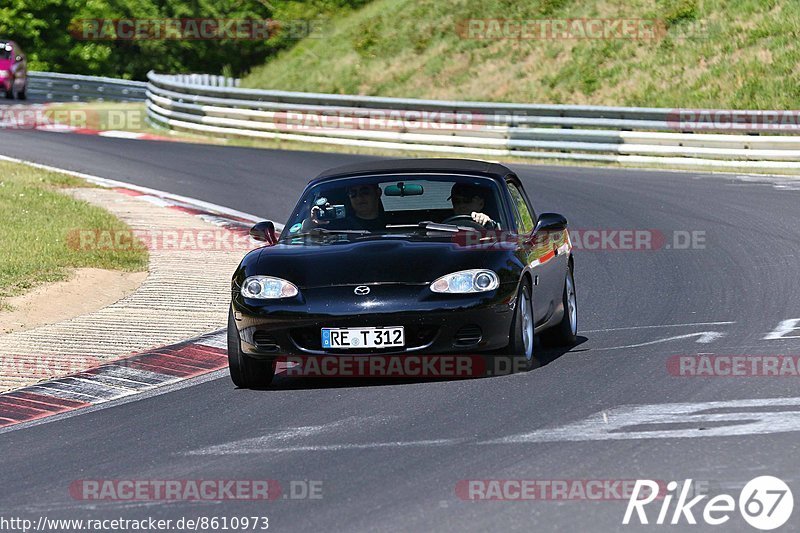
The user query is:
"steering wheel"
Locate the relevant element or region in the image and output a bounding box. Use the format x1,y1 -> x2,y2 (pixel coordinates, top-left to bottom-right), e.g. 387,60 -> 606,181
441,214 -> 484,229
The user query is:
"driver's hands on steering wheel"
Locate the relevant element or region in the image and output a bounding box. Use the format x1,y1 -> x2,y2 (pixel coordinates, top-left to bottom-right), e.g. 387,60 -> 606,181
442,212 -> 499,229
470,211 -> 496,228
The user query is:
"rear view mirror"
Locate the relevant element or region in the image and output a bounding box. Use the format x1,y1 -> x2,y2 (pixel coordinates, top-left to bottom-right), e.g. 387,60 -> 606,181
384,182 -> 423,196
250,221 -> 278,244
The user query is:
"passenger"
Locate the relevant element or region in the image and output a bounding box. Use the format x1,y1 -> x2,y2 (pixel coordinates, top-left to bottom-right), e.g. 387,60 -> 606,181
307,183 -> 386,231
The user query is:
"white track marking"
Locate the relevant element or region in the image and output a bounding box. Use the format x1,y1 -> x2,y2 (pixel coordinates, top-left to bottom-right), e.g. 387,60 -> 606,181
583,321 -> 734,333
594,331 -> 726,350
186,416 -> 397,455
194,439 -> 467,454
764,318 -> 800,340
487,396 -> 800,443
97,130 -> 145,139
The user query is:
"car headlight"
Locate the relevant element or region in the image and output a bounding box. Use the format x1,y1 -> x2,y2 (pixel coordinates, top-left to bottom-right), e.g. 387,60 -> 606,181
240,276 -> 298,299
430,269 -> 499,293
0,70 -> 10,77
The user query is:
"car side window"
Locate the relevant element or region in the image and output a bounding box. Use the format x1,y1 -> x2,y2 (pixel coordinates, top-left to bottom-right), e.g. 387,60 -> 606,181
507,182 -> 534,234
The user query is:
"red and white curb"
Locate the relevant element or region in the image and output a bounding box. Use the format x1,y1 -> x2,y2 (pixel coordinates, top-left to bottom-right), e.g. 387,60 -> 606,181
0,155 -> 284,425
0,154 -> 282,233
0,103 -> 178,142
36,122 -> 177,142
0,331 -> 227,429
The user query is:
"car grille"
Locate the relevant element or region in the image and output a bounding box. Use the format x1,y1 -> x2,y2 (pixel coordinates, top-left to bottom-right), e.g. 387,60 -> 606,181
453,325 -> 482,347
252,331 -> 280,352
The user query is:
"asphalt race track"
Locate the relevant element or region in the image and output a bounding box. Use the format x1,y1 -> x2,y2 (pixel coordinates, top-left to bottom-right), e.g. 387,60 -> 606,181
1,129 -> 799,531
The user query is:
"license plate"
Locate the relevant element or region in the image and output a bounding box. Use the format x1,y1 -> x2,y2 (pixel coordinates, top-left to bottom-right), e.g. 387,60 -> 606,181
321,327 -> 405,349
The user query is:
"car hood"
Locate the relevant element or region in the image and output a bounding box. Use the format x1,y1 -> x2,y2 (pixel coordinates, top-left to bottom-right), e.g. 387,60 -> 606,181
247,238 -> 516,288
0,59 -> 12,72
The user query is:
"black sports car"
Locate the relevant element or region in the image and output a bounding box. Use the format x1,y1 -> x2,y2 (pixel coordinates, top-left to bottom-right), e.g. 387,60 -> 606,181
228,159 -> 577,387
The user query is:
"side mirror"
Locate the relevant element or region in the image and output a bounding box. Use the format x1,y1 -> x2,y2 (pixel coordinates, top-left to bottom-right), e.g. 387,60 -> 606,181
534,212 -> 568,233
15,55 -> 22,62
249,221 -> 278,244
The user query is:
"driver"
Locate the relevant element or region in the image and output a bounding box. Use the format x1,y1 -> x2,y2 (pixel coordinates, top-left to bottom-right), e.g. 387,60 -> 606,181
446,183 -> 499,229
306,183 -> 386,231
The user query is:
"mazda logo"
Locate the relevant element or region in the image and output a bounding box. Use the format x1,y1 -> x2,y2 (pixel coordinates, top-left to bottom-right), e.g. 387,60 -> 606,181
354,286 -> 371,296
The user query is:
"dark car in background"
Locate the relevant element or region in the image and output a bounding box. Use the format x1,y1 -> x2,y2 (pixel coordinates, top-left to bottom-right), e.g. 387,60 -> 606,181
228,159 -> 577,387
0,40 -> 27,100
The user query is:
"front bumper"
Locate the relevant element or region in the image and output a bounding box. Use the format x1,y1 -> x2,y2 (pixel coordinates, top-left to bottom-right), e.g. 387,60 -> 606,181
231,283 -> 517,358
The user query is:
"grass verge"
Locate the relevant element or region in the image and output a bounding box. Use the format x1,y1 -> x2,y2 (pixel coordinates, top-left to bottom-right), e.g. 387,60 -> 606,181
0,160 -> 148,308
242,0 -> 800,110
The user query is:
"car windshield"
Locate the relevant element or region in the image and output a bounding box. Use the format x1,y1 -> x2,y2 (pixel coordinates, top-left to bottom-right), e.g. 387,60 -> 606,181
279,173 -> 507,244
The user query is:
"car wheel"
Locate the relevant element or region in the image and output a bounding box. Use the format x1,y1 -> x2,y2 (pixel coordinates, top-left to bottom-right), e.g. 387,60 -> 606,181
17,85 -> 26,100
506,278 -> 536,372
4,86 -> 13,99
227,307 -> 276,388
541,266 -> 578,346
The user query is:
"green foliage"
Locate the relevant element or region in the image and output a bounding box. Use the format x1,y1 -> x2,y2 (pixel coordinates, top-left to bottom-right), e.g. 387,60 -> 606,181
658,0 -> 698,25
0,0 -> 368,79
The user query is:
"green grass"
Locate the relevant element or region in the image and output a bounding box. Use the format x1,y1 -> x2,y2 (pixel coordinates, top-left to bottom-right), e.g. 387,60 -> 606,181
242,0 -> 800,109
0,161 -> 148,304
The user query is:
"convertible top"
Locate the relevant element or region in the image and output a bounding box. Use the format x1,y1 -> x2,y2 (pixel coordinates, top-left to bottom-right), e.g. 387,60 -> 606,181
309,158 -> 516,185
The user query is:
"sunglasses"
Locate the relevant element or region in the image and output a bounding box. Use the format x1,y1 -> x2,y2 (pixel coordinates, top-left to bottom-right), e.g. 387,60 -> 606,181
451,195 -> 478,204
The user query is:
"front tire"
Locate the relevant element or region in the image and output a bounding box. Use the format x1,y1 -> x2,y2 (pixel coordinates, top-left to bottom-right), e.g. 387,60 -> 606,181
227,307 -> 275,388
506,278 -> 536,373
17,85 -> 26,100
541,266 -> 578,346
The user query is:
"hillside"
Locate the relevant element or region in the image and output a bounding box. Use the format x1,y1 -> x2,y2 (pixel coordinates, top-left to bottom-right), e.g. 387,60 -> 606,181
242,0 -> 800,109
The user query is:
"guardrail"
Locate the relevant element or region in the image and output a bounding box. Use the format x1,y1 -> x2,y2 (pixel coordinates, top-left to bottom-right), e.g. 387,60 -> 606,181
28,72 -> 147,102
29,69 -> 787,170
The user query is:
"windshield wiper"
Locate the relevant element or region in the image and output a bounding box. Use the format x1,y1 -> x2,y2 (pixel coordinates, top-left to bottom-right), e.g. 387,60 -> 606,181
283,227 -> 372,241
417,221 -> 481,233
304,227 -> 371,235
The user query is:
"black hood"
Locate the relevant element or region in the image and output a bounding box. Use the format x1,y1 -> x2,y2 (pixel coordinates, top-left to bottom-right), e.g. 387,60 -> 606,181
240,238 -> 519,288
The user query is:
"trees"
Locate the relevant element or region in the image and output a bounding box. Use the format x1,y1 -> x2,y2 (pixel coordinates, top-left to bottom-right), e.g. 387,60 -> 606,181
0,0 -> 367,79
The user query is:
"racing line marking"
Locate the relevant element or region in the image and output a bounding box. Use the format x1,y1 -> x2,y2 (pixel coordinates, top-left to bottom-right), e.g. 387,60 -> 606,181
487,396 -> 800,443
594,331 -> 727,350
582,321 -> 735,333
